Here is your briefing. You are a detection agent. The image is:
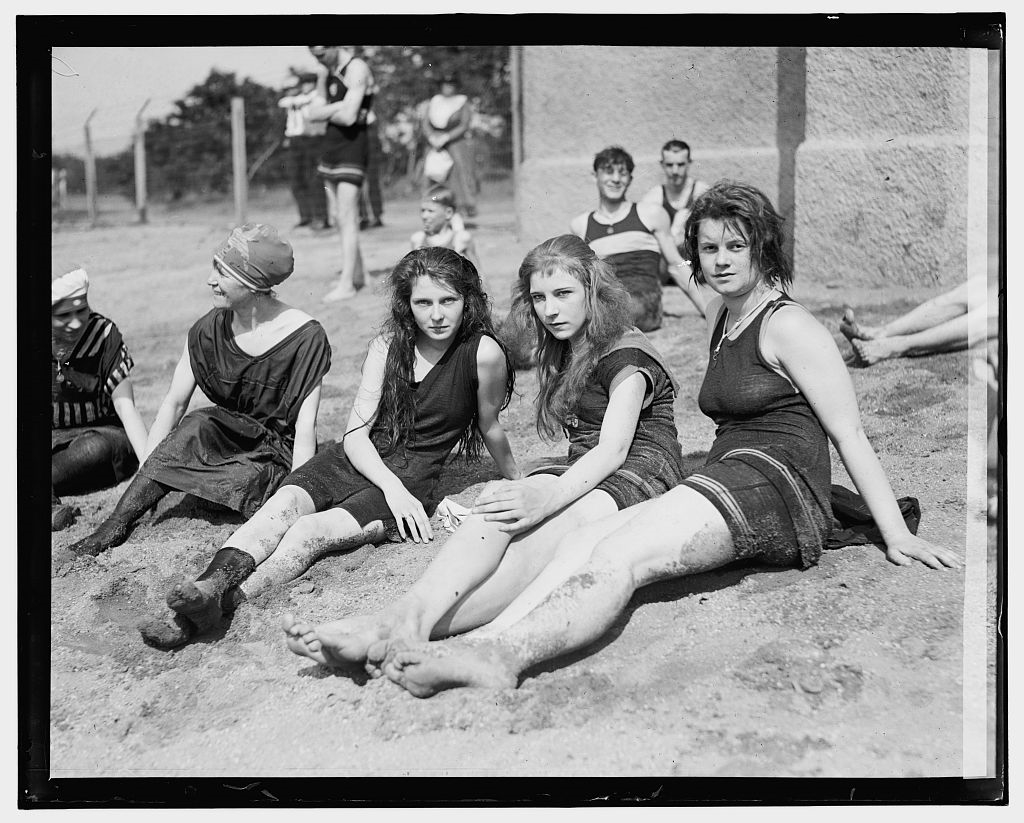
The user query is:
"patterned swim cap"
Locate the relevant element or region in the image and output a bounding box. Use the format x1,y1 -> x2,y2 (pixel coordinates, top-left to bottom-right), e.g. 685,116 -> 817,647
213,223 -> 295,292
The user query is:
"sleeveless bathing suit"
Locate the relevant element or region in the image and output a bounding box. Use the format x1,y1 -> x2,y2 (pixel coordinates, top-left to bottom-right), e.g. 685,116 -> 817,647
584,204 -> 664,331
318,58 -> 375,185
679,297 -> 833,568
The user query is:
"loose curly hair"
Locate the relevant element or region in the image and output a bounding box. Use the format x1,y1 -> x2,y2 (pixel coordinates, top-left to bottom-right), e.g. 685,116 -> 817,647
370,246 -> 514,460
507,234 -> 633,439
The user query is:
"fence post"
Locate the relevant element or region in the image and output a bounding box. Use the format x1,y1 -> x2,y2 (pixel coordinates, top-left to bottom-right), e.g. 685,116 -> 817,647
84,108 -> 98,226
231,97 -> 247,225
134,99 -> 150,224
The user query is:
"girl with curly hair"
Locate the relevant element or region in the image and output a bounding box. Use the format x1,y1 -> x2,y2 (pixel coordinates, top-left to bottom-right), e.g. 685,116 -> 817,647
282,233 -> 686,671
140,245 -> 519,649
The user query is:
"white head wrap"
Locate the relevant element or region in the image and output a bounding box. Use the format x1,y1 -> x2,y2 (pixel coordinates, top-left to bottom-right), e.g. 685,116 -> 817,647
51,268 -> 90,309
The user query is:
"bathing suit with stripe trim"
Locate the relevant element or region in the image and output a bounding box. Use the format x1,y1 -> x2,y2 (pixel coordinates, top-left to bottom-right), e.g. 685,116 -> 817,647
679,296 -> 833,568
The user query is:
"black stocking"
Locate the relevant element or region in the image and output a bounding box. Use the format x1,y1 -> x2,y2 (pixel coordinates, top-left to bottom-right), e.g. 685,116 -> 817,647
139,549 -> 255,650
68,475 -> 170,556
52,432 -> 120,496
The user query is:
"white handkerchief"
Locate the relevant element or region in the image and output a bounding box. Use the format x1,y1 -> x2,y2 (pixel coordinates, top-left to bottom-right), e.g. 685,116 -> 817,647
435,497 -> 472,533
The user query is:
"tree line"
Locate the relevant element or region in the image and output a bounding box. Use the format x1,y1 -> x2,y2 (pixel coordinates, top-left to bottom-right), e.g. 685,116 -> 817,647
53,46 -> 511,202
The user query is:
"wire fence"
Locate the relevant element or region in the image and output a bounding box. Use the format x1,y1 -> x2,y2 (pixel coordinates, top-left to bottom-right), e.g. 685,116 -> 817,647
52,100 -> 514,226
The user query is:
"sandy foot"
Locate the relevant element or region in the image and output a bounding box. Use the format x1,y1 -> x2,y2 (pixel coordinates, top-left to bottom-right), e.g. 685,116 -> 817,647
851,336 -> 903,366
166,578 -> 227,634
138,612 -> 195,650
839,308 -> 881,341
382,638 -> 519,698
281,610 -> 424,673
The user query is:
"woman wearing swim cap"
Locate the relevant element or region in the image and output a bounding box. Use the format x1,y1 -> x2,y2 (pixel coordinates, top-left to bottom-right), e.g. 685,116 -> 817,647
67,224 -> 332,563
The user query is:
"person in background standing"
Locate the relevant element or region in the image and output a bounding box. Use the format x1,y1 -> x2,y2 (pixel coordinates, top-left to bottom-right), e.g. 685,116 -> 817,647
278,73 -> 330,231
423,75 -> 478,219
308,45 -> 375,303
359,110 -> 385,230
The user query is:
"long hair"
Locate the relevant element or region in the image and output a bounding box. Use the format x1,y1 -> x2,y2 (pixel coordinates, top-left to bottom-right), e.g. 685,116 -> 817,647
372,246 -> 513,460
509,234 -> 633,439
682,180 -> 793,291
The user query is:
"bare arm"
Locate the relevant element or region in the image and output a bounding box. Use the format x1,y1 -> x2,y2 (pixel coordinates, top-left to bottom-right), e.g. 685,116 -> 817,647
307,60 -> 370,127
638,184 -> 663,206
289,384 -> 322,471
638,202 -> 707,316
474,336 -> 521,481
569,212 -> 588,239
765,307 -> 961,569
143,343 -> 197,459
342,336 -> 433,542
473,370 -> 648,534
110,378 -> 149,462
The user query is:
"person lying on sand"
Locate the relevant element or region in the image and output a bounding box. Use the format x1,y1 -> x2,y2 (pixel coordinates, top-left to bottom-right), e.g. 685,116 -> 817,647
840,275 -> 996,366
140,246 -> 520,649
283,183 -> 960,697
282,232 -> 689,672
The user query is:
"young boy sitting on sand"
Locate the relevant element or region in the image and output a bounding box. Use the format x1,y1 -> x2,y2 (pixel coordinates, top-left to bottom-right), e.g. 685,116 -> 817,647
411,185 -> 482,274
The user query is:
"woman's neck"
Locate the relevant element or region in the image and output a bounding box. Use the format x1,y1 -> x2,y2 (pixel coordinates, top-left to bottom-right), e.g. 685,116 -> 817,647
231,294 -> 282,332
722,284 -> 777,322
415,332 -> 456,363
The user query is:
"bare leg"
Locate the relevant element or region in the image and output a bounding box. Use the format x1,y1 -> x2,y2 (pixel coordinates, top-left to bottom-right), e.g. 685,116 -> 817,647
851,313 -> 971,365
323,180 -> 364,302
245,507 -> 386,597
140,485 -> 315,649
281,477 -> 616,671
842,278 -> 981,349
226,485 -> 317,565
382,488 -> 736,697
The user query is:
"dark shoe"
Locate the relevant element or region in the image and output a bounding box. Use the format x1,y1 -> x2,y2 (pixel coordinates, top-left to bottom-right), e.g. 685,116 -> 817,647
366,217 -> 384,229
294,219 -> 312,228
51,503 -> 80,532
358,217 -> 370,230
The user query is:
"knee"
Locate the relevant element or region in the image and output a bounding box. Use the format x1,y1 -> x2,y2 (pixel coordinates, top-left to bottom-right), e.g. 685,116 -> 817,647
71,431 -> 115,464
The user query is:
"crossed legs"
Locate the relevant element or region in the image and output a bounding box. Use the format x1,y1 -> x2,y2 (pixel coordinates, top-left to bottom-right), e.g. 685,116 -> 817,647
282,475 -> 619,670
380,487 -> 736,697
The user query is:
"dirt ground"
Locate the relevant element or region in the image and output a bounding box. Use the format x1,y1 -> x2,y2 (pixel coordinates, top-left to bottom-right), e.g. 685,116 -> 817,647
45,180 -> 997,781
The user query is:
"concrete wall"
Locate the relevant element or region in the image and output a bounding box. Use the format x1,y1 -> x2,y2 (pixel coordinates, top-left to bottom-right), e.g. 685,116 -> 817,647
515,46 -> 780,247
795,47 -> 972,287
515,46 -> 979,288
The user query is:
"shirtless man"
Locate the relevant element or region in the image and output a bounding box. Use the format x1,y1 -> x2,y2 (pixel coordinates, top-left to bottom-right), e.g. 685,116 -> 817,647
640,139 -> 711,252
570,145 -> 707,331
308,45 -> 375,303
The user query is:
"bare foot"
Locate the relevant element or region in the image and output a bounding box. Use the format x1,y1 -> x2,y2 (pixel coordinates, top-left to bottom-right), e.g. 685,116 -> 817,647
850,336 -> 905,366
382,639 -> 519,698
281,611 -> 411,669
839,308 -> 880,341
281,613 -> 331,666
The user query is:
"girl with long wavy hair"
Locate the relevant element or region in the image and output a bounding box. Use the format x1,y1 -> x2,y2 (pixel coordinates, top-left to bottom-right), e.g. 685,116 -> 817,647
140,245 -> 520,649
282,234 -> 686,672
